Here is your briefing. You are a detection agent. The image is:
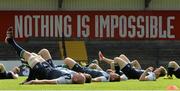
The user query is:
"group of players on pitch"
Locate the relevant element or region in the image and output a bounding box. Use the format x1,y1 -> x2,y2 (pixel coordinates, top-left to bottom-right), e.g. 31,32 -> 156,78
0,27 -> 180,84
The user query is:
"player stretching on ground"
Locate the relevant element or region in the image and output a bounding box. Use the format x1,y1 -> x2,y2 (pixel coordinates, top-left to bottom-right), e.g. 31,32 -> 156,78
167,61 -> 180,79
98,51 -> 167,81
5,27 -> 85,84
32,48 -> 92,83
64,57 -> 121,82
89,58 -> 128,81
0,63 -> 20,79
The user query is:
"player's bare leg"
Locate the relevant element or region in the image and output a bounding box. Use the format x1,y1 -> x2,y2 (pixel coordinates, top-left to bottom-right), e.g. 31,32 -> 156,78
5,27 -> 41,68
38,49 -> 52,61
168,61 -> 180,71
98,51 -> 114,64
88,63 -> 103,71
0,63 -> 6,73
131,60 -> 142,70
64,57 -> 77,69
119,54 -> 131,63
114,57 -> 128,70
38,48 -> 55,67
98,51 -> 116,70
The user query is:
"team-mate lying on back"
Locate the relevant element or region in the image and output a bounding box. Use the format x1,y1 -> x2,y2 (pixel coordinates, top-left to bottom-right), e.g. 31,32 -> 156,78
167,61 -> 180,79
98,51 -> 167,81
5,27 -> 85,84
0,63 -> 19,79
64,57 -> 121,82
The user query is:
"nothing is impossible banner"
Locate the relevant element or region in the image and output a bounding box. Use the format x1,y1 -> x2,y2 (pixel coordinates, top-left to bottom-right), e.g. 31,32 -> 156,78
0,11 -> 179,41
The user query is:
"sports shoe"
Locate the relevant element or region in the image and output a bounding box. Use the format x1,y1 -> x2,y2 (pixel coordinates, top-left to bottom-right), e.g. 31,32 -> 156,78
5,27 -> 14,44
98,51 -> 104,61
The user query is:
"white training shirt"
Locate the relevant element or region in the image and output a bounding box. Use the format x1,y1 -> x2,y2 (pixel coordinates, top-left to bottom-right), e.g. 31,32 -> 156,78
98,76 -> 109,82
55,75 -> 73,84
99,71 -> 110,82
146,72 -> 156,81
55,67 -> 76,84
120,74 -> 128,81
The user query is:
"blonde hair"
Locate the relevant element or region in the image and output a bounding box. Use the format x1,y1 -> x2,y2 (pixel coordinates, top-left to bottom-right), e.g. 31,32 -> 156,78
12,67 -> 20,74
159,66 -> 167,77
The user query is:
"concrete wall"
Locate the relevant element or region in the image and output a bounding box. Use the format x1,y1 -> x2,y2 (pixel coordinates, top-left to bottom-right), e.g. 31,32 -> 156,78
0,0 -> 180,10
148,0 -> 180,10
0,0 -> 58,10
62,0 -> 145,10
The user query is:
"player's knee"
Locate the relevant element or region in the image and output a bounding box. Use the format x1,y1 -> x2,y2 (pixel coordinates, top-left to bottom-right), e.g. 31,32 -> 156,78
114,57 -> 119,60
119,54 -> 126,58
64,57 -> 74,65
0,63 -> 3,67
89,63 -> 97,68
133,60 -> 138,63
169,61 -> 176,65
114,57 -> 123,62
38,48 -> 49,55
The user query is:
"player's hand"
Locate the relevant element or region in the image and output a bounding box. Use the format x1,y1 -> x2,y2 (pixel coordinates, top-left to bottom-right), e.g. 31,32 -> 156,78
23,80 -> 33,84
144,67 -> 152,73
19,80 -> 28,85
147,67 -> 154,71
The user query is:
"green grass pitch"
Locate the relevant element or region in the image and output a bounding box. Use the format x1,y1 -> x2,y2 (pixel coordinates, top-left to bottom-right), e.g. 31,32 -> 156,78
0,77 -> 179,90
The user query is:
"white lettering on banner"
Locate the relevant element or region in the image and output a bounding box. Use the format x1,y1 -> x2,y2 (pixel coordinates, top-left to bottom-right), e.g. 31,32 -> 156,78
14,15 -> 175,39
158,16 -> 166,38
111,15 -> 118,37
150,16 -> 158,38
77,15 -> 90,37
64,15 -> 72,37
33,15 -> 40,37
41,15 -> 49,37
167,16 -> 175,38
137,16 -> 144,38
15,15 -> 23,38
15,15 -> 72,38
95,15 -> 175,39
119,15 -> 127,38
54,15 -> 63,37
99,15 -> 110,37
128,16 -> 136,38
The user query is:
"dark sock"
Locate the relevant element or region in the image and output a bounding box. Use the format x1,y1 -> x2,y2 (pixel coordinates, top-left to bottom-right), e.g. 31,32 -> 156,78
7,38 -> 25,58
167,67 -> 174,77
20,59 -> 29,66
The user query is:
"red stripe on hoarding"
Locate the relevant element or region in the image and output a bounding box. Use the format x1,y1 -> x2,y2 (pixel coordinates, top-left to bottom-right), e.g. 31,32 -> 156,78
0,11 -> 179,41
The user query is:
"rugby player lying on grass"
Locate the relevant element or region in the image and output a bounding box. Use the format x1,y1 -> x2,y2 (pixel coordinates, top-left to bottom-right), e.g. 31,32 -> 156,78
98,51 -> 167,81
5,27 -> 86,84
89,59 -> 128,81
167,61 -> 180,79
99,51 -> 142,70
99,51 -> 142,74
64,57 -> 121,82
22,48 -> 92,84
0,63 -> 20,79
